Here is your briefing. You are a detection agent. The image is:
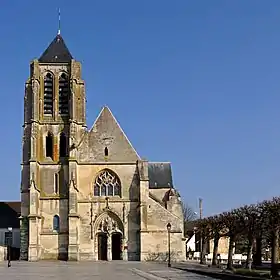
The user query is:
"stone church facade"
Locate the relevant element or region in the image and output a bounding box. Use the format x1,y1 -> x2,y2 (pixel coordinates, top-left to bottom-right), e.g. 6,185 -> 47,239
20,33 -> 186,261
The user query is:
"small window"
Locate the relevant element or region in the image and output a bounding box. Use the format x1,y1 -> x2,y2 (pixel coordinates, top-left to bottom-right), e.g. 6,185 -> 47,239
54,173 -> 59,194
59,132 -> 67,158
46,132 -> 53,158
104,147 -> 108,157
53,215 -> 60,231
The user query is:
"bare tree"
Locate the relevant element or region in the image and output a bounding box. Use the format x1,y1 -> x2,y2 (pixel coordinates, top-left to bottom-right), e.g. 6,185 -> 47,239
238,204 -> 263,270
194,196 -> 280,274
261,197 -> 280,277
220,209 -> 245,270
206,215 -> 225,266
182,202 -> 197,236
183,202 -> 197,222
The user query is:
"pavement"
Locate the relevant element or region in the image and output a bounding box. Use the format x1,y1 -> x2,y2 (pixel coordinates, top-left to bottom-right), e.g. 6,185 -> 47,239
173,262 -> 269,280
0,260 -> 217,280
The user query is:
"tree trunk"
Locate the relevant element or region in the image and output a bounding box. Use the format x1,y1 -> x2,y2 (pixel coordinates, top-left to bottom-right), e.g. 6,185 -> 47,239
212,235 -> 220,266
200,238 -> 207,265
227,235 -> 235,270
245,235 -> 253,270
271,228 -> 279,278
252,237 -> 262,267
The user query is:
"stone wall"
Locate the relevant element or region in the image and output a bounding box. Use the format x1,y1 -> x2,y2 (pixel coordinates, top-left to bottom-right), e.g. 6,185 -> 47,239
209,236 -> 230,255
141,231 -> 184,262
76,164 -> 138,200
140,194 -> 185,261
77,107 -> 140,163
39,199 -> 68,260
76,164 -> 140,260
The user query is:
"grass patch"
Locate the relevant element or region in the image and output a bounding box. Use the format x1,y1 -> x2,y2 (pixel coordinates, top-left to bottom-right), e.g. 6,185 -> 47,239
234,268 -> 270,278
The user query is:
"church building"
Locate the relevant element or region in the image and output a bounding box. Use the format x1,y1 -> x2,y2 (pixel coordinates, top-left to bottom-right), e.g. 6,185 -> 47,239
20,32 -> 186,261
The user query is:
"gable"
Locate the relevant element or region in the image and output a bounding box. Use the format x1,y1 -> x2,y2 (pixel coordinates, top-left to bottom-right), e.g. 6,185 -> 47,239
78,106 -> 140,162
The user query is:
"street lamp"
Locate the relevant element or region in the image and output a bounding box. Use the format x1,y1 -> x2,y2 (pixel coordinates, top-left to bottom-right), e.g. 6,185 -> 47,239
7,227 -> 12,268
167,223 -> 171,267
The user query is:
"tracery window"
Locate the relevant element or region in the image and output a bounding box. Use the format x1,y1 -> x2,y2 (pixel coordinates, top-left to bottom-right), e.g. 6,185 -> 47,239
94,169 -> 121,197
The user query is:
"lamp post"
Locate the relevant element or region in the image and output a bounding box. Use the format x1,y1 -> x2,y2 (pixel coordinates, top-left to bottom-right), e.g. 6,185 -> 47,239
167,222 -> 171,267
7,227 -> 12,268
199,198 -> 203,264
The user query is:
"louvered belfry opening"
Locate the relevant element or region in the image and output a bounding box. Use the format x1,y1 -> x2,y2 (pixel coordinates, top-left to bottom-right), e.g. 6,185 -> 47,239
44,73 -> 54,115
59,73 -> 69,115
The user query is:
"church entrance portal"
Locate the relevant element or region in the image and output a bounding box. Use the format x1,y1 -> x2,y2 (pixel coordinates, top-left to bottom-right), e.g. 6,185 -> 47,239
98,233 -> 108,261
111,232 -> 122,260
94,210 -> 124,261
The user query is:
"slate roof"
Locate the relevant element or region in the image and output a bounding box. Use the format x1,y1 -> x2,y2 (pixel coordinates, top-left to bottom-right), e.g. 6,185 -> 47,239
0,201 -> 20,229
148,162 -> 173,189
39,34 -> 73,63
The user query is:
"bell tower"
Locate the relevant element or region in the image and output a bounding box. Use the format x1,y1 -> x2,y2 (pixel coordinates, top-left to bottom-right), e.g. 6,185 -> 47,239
20,33 -> 86,261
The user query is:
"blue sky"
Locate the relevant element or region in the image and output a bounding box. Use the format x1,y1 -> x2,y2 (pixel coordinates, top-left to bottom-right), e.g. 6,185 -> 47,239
1,0 -> 280,216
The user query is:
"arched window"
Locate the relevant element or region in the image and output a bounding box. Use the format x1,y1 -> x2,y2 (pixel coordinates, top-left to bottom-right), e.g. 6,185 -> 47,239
59,132 -> 67,157
46,132 -> 53,158
53,215 -> 60,231
104,147 -> 108,157
54,173 -> 59,194
59,73 -> 69,115
93,169 -> 121,197
44,73 -> 54,115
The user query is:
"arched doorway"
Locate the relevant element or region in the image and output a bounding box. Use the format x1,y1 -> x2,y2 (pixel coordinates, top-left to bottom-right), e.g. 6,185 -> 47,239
94,210 -> 124,261
98,233 -> 108,261
111,232 -> 122,260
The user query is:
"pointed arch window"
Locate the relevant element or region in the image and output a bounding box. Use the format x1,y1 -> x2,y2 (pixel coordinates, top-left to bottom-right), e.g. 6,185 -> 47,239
53,215 -> 60,231
44,73 -> 54,115
54,173 -> 59,194
46,132 -> 53,158
93,169 -> 121,197
59,73 -> 69,115
59,132 -> 67,158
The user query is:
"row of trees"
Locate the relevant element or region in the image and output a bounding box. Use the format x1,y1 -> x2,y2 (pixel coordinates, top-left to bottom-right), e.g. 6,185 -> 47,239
189,197 -> 280,277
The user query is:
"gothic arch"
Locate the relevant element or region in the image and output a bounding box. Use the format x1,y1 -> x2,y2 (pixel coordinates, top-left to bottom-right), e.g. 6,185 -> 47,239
93,169 -> 121,197
44,71 -> 54,77
94,210 -> 124,234
94,210 -> 124,261
58,71 -> 68,77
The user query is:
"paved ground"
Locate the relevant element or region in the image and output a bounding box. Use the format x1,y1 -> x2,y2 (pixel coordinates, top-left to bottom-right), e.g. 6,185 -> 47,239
0,261 -> 217,280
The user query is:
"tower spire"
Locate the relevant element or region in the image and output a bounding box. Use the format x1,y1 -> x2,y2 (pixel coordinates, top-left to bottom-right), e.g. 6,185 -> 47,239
58,8 -> 61,35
